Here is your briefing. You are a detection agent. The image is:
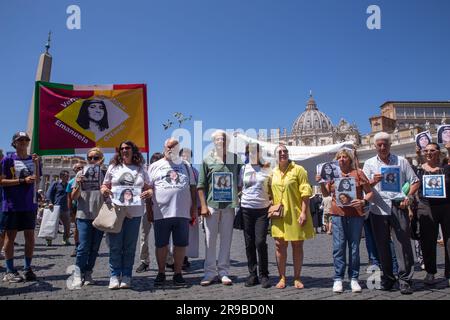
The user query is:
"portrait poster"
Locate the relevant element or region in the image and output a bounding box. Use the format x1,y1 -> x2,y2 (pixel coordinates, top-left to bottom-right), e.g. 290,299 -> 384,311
316,161 -> 341,183
32,81 -> 149,155
81,164 -> 101,191
380,166 -> 401,193
334,177 -> 356,207
415,131 -> 432,150
437,125 -> 450,145
422,174 -> 446,198
111,186 -> 142,206
212,172 -> 233,202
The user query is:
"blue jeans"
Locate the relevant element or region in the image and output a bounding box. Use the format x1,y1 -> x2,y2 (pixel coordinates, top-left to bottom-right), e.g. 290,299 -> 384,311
108,216 -> 141,277
332,215 -> 364,280
75,219 -> 104,274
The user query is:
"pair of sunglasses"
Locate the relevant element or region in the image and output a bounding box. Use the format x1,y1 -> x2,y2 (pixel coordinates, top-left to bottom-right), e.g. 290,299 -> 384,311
87,156 -> 101,161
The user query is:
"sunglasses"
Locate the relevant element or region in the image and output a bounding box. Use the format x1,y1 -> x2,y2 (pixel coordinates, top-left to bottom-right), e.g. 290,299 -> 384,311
87,156 -> 101,161
423,149 -> 439,153
278,150 -> 289,154
120,146 -> 132,151
16,138 -> 30,142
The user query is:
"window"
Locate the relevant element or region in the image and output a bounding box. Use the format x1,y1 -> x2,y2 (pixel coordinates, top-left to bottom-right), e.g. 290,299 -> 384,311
405,107 -> 414,118
435,107 -> 444,117
425,107 -> 434,118
415,107 -> 425,118
396,107 -> 405,118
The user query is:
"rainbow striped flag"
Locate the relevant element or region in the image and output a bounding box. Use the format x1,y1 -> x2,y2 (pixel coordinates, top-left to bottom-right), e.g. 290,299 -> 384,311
32,81 -> 149,155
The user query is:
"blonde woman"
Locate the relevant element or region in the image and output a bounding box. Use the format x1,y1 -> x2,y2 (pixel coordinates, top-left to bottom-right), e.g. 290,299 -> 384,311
70,147 -> 106,288
271,144 -> 314,289
317,148 -> 373,293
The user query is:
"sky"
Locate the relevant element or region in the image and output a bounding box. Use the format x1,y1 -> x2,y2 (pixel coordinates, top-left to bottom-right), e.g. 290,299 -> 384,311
1,0 -> 450,158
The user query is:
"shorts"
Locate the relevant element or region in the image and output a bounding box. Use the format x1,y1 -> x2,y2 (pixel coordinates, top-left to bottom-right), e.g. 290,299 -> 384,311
0,211 -> 37,231
323,212 -> 332,224
154,217 -> 190,248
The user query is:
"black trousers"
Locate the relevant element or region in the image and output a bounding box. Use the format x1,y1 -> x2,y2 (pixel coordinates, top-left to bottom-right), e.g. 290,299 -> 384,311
417,200 -> 450,278
370,205 -> 415,285
241,207 -> 269,277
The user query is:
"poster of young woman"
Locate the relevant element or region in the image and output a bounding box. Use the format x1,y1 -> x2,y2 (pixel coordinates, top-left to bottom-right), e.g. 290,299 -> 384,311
415,131 -> 432,150
316,161 -> 341,183
422,174 -> 446,198
81,164 -> 101,191
380,166 -> 401,193
334,177 -> 356,207
212,172 -> 233,202
437,125 -> 450,145
111,186 -> 142,206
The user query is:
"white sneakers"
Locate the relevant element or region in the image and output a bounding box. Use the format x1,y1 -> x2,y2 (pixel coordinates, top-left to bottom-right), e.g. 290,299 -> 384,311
71,274 -> 83,289
424,273 -> 435,285
333,280 -> 343,293
350,279 -> 362,293
220,275 -> 233,286
333,280 -> 362,293
120,276 -> 131,289
108,276 -> 120,290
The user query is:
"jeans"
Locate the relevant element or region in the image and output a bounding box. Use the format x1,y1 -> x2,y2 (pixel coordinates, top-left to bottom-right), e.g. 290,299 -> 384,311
332,215 -> 364,280
241,207 -> 269,277
108,216 -> 141,277
75,219 -> 104,274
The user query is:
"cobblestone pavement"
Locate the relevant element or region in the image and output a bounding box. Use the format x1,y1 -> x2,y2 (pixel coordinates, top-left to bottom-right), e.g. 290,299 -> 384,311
0,223 -> 449,300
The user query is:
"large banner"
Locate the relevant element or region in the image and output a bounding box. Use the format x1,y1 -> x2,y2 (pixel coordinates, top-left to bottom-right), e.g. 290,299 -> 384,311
32,81 -> 149,155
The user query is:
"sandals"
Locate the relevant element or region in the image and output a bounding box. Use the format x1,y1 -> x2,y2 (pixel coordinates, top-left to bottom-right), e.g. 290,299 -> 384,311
275,276 -> 286,289
294,279 -> 304,289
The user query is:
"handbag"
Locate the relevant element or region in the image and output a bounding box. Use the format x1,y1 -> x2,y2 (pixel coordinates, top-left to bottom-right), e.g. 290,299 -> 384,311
268,203 -> 284,219
92,201 -> 127,233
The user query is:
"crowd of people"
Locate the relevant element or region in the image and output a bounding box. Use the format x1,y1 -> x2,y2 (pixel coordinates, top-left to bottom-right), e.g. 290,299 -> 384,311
0,130 -> 449,295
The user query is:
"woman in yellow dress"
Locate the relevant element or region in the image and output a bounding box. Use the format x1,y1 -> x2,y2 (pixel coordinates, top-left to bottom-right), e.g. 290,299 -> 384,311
271,144 -> 315,289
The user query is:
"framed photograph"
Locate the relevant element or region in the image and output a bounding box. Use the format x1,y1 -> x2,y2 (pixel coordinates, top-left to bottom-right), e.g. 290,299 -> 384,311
81,164 -> 101,191
437,125 -> 450,145
316,161 -> 341,183
335,177 -> 357,207
380,166 -> 401,193
422,174 -> 446,198
212,172 -> 233,202
415,131 -> 432,150
111,186 -> 142,206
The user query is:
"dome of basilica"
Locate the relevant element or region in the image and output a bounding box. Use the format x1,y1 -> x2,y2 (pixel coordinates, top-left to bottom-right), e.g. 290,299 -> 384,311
291,93 -> 333,134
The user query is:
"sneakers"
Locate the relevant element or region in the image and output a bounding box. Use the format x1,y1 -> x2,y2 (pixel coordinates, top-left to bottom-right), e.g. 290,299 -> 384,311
261,276 -> 271,289
173,273 -> 186,286
245,275 -> 259,287
351,279 -> 362,293
154,272 -> 166,286
333,280 -> 343,293
108,276 -> 120,290
182,256 -> 190,271
424,273 -> 435,285
3,271 -> 23,283
22,269 -> 37,282
120,276 -> 131,289
400,283 -> 413,295
220,275 -> 233,286
83,271 -> 95,286
62,239 -> 72,246
200,276 -> 216,286
380,279 -> 396,291
136,262 -> 150,273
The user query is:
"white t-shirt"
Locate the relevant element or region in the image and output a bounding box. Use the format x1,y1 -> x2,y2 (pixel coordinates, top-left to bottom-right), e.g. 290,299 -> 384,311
239,164 -> 272,209
103,164 -> 150,217
148,158 -> 196,220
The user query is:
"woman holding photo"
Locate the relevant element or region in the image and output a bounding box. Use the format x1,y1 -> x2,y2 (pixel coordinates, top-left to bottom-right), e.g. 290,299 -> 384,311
70,148 -> 105,288
415,142 -> 450,287
317,148 -> 373,293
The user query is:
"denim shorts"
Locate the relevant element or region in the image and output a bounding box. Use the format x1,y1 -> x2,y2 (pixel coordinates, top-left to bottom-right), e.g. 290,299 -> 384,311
153,217 -> 190,248
0,211 -> 36,231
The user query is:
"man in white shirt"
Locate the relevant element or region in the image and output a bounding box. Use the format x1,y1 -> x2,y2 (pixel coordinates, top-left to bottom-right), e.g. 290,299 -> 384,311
147,138 -> 196,286
363,132 -> 420,294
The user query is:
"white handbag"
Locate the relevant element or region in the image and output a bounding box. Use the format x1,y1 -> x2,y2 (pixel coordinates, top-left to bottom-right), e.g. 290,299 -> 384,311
38,205 -> 61,239
92,201 -> 127,233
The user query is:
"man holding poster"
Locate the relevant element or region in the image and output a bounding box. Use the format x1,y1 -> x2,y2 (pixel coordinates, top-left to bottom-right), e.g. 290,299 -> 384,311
363,132 -> 420,295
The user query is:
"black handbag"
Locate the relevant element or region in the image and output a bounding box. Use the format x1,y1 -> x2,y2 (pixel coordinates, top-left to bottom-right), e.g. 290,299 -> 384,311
233,207 -> 244,230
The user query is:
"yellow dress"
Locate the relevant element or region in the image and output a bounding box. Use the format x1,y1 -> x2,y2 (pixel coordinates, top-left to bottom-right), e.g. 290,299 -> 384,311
271,162 -> 315,241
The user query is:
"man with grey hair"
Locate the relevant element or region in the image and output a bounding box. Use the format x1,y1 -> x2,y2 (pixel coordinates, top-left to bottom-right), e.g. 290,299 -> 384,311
363,131 -> 420,294
198,130 -> 243,286
148,138 -> 197,286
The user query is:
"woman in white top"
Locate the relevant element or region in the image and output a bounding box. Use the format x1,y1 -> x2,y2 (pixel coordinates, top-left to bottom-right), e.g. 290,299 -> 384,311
101,140 -> 152,289
239,143 -> 272,288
